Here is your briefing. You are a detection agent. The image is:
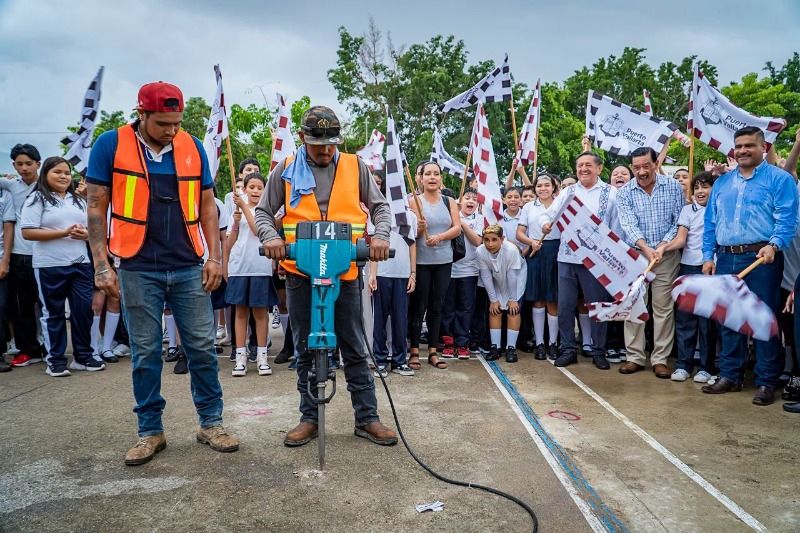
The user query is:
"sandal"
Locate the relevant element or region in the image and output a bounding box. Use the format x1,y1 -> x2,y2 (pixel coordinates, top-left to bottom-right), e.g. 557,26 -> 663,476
427,354 -> 448,369
408,354 -> 422,370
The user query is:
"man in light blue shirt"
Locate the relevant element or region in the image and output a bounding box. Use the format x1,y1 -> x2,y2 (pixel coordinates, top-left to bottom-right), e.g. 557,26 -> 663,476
701,126 -> 798,405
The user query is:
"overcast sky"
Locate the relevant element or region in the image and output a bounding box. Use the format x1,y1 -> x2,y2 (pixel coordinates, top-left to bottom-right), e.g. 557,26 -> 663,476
1,0 -> 798,172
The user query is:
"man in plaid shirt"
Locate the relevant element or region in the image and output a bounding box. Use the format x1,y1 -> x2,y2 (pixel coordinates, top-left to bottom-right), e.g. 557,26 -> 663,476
616,147 -> 685,378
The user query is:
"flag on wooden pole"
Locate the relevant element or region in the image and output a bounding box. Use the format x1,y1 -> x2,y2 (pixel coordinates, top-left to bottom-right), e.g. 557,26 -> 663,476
270,93 -> 297,171
642,89 -> 653,114
384,107 -> 415,244
517,78 -> 541,166
439,54 -> 513,112
430,128 -> 468,178
470,103 -> 503,225
62,66 -> 104,173
688,65 -> 785,158
356,129 -> 386,171
202,64 -> 229,180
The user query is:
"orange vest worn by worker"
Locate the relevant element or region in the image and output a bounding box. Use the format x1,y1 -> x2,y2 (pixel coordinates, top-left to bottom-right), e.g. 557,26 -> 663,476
108,124 -> 205,259
280,152 -> 367,281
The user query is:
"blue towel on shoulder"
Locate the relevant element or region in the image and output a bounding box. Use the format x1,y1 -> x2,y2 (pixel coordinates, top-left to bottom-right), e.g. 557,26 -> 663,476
281,145 -> 316,208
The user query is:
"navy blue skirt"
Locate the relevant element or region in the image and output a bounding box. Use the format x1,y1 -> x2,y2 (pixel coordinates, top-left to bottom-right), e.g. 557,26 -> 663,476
225,275 -> 279,308
211,279 -> 228,310
524,239 -> 559,303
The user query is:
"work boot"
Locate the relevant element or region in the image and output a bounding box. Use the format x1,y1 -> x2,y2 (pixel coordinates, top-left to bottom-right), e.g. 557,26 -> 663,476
354,421 -> 398,446
124,434 -> 167,466
752,386 -> 775,406
284,421 -> 319,447
196,425 -> 239,452
274,348 -> 291,365
701,377 -> 742,394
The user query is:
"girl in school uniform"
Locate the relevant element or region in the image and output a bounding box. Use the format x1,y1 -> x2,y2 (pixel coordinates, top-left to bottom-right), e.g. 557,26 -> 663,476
476,224 -> 527,363
225,173 -> 278,377
20,156 -> 101,376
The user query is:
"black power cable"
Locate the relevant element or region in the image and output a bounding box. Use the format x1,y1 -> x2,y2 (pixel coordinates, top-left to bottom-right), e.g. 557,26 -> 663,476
355,273 -> 539,533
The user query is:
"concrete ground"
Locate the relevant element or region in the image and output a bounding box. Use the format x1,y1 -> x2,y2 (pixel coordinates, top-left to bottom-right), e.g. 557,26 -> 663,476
1,331 -> 798,532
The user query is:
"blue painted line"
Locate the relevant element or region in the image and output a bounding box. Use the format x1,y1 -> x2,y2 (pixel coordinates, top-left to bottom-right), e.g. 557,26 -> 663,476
487,360 -> 629,533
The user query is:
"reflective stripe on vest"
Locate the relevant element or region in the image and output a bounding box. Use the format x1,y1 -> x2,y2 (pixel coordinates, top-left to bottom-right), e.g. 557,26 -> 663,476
280,152 -> 367,281
109,124 -> 205,259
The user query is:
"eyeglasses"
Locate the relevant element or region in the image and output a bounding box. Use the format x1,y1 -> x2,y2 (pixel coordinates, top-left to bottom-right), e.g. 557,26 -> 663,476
302,126 -> 340,138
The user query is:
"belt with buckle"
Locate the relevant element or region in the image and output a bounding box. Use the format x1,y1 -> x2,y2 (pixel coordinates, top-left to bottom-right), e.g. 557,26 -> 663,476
719,242 -> 768,254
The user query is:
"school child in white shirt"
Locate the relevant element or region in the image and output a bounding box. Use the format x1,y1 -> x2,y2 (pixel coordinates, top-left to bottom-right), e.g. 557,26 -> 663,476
500,187 -> 524,253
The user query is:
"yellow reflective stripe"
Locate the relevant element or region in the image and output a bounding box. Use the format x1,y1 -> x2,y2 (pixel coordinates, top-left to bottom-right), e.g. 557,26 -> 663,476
187,181 -> 196,221
123,175 -> 137,219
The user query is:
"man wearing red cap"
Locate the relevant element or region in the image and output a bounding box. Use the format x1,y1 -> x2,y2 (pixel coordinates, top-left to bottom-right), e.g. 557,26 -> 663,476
86,82 -> 239,466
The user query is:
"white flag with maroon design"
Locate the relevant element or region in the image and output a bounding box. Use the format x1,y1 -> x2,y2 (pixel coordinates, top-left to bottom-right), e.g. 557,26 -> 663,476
470,103 -> 503,225
202,65 -> 229,181
688,65 -> 786,158
556,194 -> 654,301
270,93 -> 297,171
356,129 -> 386,170
517,78 -> 541,166
587,273 -> 650,323
643,89 -> 653,114
672,274 -> 778,341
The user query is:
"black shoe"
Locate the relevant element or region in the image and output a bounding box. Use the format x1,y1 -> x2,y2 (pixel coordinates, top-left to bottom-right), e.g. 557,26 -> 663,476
524,339 -> 536,353
782,376 -> 800,401
248,344 -> 257,363
420,332 -> 429,345
100,350 -> 119,363
229,346 -> 236,362
534,343 -> 547,360
468,341 -> 480,354
592,354 -> 610,370
505,347 -> 518,363
547,344 -> 558,360
554,352 -> 577,367
164,346 -> 180,362
173,354 -> 188,374
486,345 -> 500,361
0,357 -> 11,372
783,401 -> 800,413
274,349 -> 291,364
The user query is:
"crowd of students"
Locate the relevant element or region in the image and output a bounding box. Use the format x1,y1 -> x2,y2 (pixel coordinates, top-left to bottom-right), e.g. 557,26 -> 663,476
3,125 -> 800,414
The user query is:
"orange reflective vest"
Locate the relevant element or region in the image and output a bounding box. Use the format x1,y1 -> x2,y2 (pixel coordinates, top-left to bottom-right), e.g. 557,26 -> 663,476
109,124 -> 205,259
280,152 -> 367,281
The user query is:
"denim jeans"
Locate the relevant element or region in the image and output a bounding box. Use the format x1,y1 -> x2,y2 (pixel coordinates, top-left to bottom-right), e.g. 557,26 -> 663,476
715,251 -> 783,387
557,262 -> 611,357
674,263 -> 716,373
286,274 -> 379,426
119,265 -> 223,437
372,276 -> 409,367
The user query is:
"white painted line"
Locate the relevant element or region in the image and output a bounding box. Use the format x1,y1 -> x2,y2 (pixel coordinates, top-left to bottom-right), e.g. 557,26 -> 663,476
478,357 -> 608,533
556,366 -> 768,533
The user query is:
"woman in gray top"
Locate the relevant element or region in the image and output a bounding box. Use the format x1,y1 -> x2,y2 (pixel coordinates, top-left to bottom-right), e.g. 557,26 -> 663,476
407,162 -> 461,370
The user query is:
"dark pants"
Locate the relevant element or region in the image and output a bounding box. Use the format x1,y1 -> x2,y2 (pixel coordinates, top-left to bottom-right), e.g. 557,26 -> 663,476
716,251 -> 783,387
440,276 -> 478,347
674,263 -> 716,373
372,276 -> 409,367
35,264 -> 94,368
286,274 -> 378,426
9,253 -> 42,357
606,322 -> 625,351
0,277 -> 9,354
779,286 -> 796,375
557,262 -> 611,357
472,285 -> 490,349
792,273 -> 800,375
409,263 -> 452,350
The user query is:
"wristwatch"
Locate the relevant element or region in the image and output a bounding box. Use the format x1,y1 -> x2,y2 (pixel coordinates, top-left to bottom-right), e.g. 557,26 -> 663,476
769,243 -> 779,252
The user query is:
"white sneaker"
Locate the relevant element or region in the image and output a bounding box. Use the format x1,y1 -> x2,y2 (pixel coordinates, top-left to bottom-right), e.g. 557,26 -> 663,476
693,370 -> 712,383
113,343 -> 130,357
69,359 -> 106,372
218,332 -> 232,346
216,325 -> 226,340
271,310 -> 281,329
257,352 -> 272,376
232,352 -> 247,377
6,338 -> 19,356
671,369 -> 691,382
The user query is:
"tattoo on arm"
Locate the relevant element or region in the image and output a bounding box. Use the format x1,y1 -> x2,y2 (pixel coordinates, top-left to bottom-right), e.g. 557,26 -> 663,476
86,184 -> 110,266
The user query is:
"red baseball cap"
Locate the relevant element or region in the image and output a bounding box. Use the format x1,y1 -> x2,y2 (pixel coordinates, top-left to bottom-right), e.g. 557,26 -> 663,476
137,82 -> 184,112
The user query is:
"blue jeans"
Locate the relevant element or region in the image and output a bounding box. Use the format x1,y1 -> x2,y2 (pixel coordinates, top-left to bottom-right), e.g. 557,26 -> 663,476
674,263 -> 716,373
119,265 -> 223,437
715,251 -> 783,387
372,276 -> 409,367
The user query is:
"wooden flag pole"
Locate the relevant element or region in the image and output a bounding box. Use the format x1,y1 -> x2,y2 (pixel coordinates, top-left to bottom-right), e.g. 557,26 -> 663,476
687,133 -> 696,182
404,164 -> 427,239
643,258 -> 658,276
508,99 -> 520,176
531,121 -> 540,181
737,257 -> 765,279
458,148 -> 473,200
225,135 -> 238,210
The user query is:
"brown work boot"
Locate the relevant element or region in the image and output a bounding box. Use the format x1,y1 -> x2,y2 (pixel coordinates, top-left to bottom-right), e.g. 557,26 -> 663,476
284,421 -> 319,447
652,363 -> 671,379
196,425 -> 239,452
701,377 -> 742,394
619,362 -> 645,374
354,421 -> 398,446
124,434 -> 167,466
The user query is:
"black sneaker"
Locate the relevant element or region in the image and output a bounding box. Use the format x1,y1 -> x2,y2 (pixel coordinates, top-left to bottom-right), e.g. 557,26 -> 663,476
248,344 -> 257,363
174,354 -> 188,374
547,344 -> 558,360
605,349 -> 621,364
100,350 -> 119,363
165,347 -> 180,362
468,341 -> 480,354
274,349 -> 291,365
229,346 -> 236,362
782,376 -> 800,401
486,345 -> 500,361
0,357 -> 11,372
505,346 -> 518,363
554,352 -> 577,367
592,354 -> 610,370
534,343 -> 547,360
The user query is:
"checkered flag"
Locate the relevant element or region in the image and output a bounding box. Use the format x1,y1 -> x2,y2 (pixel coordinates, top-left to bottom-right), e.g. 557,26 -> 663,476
430,128 -> 469,178
688,65 -> 785,158
61,66 -> 103,173
439,54 -> 513,113
270,93 -> 297,171
384,107 -> 414,244
202,64 -> 229,180
586,91 -> 678,157
470,103 -> 503,225
517,78 -> 541,165
356,129 -> 386,171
